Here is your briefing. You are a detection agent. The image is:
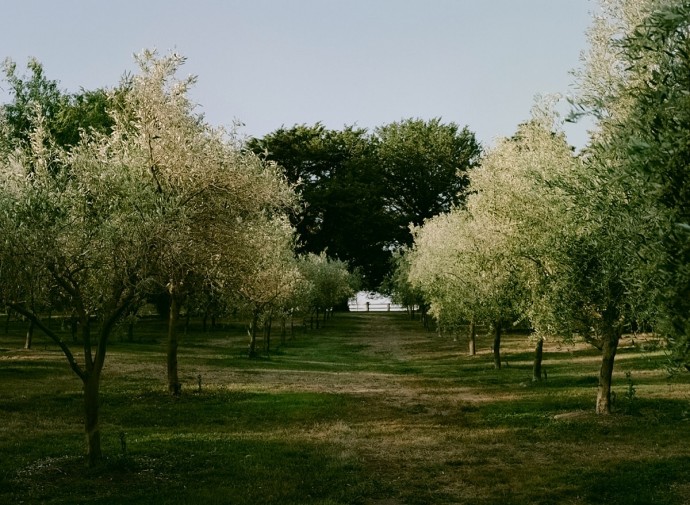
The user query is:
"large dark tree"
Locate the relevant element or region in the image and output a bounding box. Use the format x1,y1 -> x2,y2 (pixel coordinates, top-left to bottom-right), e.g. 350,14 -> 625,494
1,58 -> 115,153
248,120 -> 480,288
374,118 -> 481,248
247,124 -> 391,287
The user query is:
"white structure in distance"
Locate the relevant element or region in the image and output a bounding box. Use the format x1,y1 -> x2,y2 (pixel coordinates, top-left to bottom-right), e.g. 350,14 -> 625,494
347,291 -> 406,312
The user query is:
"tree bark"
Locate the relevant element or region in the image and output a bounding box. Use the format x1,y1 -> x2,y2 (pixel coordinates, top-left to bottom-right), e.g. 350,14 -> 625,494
532,336 -> 544,382
492,320 -> 502,369
468,320 -> 476,356
264,314 -> 272,355
248,308 -> 259,358
70,313 -> 78,343
83,369 -> 102,467
167,293 -> 181,396
596,328 -> 621,414
24,320 -> 34,349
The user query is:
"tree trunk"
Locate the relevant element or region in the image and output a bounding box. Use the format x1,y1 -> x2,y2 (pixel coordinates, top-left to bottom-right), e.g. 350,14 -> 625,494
532,336 -> 544,382
10,295 -> 133,468
280,317 -> 287,346
492,321 -> 502,370
167,294 -> 181,396
468,320 -> 476,356
71,314 -> 78,343
264,314 -> 272,355
596,328 -> 621,414
83,369 -> 102,467
4,309 -> 11,335
24,320 -> 34,349
248,309 -> 259,358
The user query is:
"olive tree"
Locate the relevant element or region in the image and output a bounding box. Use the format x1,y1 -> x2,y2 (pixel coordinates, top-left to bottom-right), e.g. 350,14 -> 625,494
408,209 -> 525,369
457,109 -> 577,380
114,51 -> 297,390
606,1 -> 690,367
0,50 -> 299,465
296,252 -> 356,328
561,0 -> 690,411
0,114 -> 158,466
230,215 -> 302,357
382,251 -> 427,323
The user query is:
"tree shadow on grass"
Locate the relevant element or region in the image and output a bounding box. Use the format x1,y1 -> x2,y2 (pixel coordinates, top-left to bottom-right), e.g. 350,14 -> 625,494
569,455 -> 690,505
4,437 -> 387,505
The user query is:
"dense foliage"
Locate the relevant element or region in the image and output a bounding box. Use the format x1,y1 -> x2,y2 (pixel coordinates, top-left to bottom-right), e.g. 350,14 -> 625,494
247,118 -> 480,288
403,0 -> 690,413
0,52 -> 300,462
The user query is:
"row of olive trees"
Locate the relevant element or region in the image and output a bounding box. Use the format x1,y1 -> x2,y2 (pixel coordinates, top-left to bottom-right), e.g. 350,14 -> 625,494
0,52 -> 355,465
402,0 -> 690,414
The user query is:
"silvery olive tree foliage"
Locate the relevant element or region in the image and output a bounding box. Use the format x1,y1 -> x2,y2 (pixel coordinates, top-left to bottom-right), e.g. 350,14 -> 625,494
0,50 -> 299,463
567,0 -> 690,401
407,109 -> 573,370
114,51 -> 297,392
0,103 -> 158,465
296,252 -> 357,325
598,0 -> 690,367
230,214 -> 302,357
408,0 -> 690,413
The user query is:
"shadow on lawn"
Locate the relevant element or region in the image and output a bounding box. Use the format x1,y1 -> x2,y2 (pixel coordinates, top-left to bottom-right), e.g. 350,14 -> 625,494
571,455 -> 690,505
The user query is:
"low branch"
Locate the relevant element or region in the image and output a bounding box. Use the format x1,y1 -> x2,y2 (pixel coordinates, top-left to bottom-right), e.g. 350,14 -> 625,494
93,288 -> 136,373
9,303 -> 86,382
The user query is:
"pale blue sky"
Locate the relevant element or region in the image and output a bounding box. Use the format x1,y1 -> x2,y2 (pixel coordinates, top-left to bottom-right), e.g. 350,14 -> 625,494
1,0 -> 596,148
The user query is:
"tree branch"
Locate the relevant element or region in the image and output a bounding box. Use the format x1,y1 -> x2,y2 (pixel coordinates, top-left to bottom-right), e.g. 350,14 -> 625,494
93,287 -> 136,373
8,302 -> 86,382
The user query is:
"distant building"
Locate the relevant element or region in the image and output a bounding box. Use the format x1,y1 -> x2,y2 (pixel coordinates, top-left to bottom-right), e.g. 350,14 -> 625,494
348,291 -> 406,312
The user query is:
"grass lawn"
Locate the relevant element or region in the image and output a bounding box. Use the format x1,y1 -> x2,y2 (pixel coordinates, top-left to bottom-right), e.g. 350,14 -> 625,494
1,312 -> 690,504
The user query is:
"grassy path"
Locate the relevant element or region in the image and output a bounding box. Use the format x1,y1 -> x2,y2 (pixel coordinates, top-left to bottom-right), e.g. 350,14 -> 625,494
1,312 -> 690,504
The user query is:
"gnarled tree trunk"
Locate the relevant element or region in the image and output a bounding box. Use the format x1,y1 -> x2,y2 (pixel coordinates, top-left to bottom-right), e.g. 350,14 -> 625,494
532,336 -> 544,382
24,320 -> 34,349
248,308 -> 259,358
83,368 -> 102,466
468,319 -> 476,356
167,292 -> 182,396
596,328 -> 621,414
492,320 -> 502,369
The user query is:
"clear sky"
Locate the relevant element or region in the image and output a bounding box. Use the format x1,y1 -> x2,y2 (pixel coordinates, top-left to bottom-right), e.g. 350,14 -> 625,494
1,0 -> 596,149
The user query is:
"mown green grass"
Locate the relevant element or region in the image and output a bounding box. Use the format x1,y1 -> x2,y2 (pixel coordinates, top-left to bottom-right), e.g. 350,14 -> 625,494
1,312 -> 690,504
